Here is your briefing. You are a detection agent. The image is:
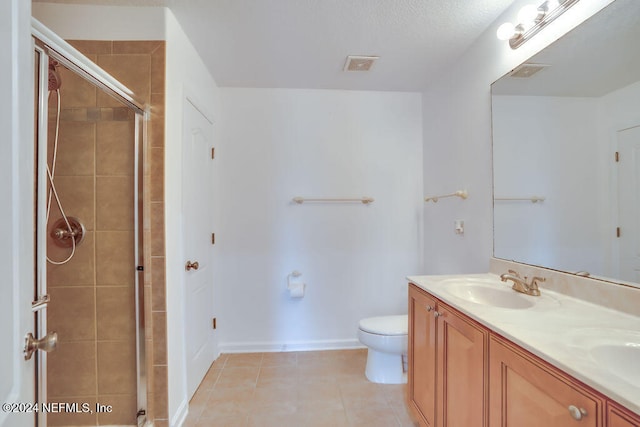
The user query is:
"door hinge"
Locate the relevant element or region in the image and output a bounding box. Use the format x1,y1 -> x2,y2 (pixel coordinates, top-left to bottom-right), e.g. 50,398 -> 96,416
211,233 -> 215,245
615,151 -> 620,162
211,147 -> 215,159
212,318 -> 217,329
616,227 -> 621,238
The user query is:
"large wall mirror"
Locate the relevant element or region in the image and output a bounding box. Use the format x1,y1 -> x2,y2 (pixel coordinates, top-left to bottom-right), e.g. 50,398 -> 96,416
492,0 -> 640,288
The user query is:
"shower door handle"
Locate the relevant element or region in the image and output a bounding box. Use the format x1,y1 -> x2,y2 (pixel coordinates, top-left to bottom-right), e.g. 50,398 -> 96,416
185,260 -> 199,271
24,331 -> 58,360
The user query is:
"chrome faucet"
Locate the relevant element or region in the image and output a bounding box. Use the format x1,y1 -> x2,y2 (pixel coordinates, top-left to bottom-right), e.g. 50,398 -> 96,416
500,270 -> 544,297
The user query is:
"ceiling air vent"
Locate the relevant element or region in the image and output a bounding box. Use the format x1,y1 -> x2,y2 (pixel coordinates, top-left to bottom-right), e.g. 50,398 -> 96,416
343,55 -> 379,71
509,63 -> 550,78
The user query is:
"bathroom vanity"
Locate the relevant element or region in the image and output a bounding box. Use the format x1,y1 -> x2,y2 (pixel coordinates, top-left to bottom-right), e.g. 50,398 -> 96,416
407,272 -> 640,427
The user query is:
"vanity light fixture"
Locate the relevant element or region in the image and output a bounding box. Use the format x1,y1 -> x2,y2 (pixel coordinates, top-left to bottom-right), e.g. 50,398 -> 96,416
497,0 -> 581,49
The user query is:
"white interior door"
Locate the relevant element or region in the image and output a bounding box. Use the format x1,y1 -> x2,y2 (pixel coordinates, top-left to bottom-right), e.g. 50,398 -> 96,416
0,1 -> 36,425
0,102 -> 36,427
182,98 -> 216,399
617,125 -> 640,283
0,173 -> 35,427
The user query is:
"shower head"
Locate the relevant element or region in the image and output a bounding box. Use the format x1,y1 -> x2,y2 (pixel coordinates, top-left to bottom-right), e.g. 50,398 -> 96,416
48,59 -> 61,91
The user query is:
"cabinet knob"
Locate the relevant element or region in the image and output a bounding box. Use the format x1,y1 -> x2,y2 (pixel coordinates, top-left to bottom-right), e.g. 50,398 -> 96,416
426,305 -> 434,312
433,311 -> 443,318
568,405 -> 587,420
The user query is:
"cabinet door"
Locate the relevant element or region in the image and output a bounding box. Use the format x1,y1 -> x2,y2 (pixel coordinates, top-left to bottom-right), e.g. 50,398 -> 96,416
409,285 -> 438,427
607,402 -> 640,427
437,303 -> 488,427
489,336 -> 603,427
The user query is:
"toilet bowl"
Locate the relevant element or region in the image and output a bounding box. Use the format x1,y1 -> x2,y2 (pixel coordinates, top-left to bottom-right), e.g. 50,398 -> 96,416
357,314 -> 408,384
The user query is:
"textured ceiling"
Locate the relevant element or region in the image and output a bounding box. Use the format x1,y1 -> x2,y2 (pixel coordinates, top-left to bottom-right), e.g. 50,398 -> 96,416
34,0 -> 517,91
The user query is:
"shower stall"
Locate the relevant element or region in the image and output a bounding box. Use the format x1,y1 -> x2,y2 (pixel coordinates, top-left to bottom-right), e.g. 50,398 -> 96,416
32,21 -> 149,427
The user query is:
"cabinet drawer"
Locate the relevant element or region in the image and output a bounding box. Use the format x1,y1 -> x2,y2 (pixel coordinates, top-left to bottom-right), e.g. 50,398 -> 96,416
489,336 -> 603,427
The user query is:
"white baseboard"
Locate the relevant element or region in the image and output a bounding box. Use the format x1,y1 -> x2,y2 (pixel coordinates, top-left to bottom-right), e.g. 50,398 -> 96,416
219,338 -> 365,354
171,397 -> 189,427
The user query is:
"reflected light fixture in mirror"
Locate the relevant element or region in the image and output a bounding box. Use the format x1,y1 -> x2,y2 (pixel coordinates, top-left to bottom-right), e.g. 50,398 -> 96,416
497,0 -> 581,49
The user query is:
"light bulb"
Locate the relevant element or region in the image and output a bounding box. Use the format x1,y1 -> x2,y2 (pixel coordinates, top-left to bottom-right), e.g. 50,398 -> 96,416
518,4 -> 541,24
496,22 -> 516,41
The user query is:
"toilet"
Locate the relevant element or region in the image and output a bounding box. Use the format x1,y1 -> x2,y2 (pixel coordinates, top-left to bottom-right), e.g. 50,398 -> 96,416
357,314 -> 408,384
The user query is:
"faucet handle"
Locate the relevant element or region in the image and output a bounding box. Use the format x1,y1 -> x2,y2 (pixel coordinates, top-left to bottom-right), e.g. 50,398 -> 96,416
507,269 -> 521,278
530,276 -> 546,286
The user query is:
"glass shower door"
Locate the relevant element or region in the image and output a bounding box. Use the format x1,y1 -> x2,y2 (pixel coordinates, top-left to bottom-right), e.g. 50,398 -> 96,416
33,34 -> 147,427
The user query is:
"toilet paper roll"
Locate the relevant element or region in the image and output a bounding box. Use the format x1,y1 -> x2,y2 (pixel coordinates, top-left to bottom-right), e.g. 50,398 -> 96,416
288,283 -> 305,298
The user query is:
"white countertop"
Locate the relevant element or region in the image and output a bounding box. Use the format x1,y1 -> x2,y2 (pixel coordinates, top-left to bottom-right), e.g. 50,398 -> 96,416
407,273 -> 640,415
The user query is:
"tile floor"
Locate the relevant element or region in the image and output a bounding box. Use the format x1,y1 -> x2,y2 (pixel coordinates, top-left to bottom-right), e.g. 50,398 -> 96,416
183,349 -> 419,427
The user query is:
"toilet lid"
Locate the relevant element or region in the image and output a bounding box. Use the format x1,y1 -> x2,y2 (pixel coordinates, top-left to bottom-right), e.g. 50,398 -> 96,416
358,315 -> 408,336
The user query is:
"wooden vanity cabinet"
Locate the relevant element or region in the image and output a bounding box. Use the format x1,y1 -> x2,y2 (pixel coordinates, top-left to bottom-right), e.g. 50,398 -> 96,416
489,335 -> 604,427
409,283 -> 639,427
409,285 -> 437,426
408,284 -> 488,427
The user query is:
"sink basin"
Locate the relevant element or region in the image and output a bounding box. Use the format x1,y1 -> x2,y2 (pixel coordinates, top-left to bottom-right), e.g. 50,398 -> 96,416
591,344 -> 640,387
568,328 -> 640,388
445,282 -> 536,309
441,279 -> 536,309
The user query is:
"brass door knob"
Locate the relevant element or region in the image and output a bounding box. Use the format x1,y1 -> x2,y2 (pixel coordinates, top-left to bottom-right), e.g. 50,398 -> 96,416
185,260 -> 199,271
24,331 -> 58,360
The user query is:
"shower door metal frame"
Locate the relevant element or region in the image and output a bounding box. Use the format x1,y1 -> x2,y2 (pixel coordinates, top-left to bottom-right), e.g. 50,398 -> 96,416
32,18 -> 149,427
33,41 -> 50,427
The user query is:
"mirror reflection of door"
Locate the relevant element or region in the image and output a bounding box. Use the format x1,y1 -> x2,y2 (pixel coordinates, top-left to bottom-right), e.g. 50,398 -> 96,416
617,125 -> 640,283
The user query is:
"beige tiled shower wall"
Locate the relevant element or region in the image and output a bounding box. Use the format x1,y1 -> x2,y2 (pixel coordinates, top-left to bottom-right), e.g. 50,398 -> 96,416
46,40 -> 167,426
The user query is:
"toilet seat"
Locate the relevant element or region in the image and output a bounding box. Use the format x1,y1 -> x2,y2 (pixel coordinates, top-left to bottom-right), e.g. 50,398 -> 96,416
358,315 -> 407,336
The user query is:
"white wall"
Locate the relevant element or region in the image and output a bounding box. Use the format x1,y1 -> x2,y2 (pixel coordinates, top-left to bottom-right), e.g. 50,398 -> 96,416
492,95 -> 602,272
32,3 -> 165,40
599,80 -> 640,128
421,0 -> 614,275
217,88 -> 423,352
30,5 -> 222,425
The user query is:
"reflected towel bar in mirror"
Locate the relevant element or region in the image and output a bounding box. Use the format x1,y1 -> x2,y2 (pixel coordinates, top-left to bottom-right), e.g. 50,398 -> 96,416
495,196 -> 545,203
424,190 -> 468,203
292,197 -> 374,204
